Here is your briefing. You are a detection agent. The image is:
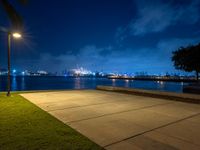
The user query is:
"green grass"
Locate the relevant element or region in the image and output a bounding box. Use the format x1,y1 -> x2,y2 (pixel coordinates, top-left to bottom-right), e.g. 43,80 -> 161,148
0,93 -> 103,150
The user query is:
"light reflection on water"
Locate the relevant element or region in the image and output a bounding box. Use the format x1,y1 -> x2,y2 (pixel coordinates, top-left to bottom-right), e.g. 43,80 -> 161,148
157,81 -> 165,89
112,79 -> 116,86
0,76 -> 189,93
12,76 -> 17,91
74,77 -> 81,89
21,76 -> 25,90
124,79 -> 129,87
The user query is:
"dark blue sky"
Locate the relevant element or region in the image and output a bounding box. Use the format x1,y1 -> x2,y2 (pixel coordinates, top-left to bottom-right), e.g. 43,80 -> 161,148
1,0 -> 200,74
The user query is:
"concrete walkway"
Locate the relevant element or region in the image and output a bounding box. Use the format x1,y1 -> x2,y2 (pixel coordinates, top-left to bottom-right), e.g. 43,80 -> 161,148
21,90 -> 200,150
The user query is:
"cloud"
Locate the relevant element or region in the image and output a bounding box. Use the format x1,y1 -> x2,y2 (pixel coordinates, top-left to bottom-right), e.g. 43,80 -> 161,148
34,45 -> 113,72
153,37 -> 200,71
157,38 -> 200,53
16,37 -> 200,74
116,0 -> 200,38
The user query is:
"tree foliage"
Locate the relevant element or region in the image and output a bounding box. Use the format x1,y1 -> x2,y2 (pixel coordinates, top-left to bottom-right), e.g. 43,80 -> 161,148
0,0 -> 27,31
172,43 -> 200,81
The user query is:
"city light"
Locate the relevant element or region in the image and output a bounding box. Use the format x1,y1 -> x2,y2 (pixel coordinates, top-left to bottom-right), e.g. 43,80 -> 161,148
70,67 -> 94,76
13,69 -> 16,73
125,79 -> 129,82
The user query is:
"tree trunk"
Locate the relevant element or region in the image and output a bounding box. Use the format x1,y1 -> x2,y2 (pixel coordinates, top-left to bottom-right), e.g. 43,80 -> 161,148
196,71 -> 199,83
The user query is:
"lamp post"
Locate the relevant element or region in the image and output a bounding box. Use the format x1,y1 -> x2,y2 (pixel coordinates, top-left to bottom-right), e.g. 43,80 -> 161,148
7,32 -> 11,96
6,31 -> 22,96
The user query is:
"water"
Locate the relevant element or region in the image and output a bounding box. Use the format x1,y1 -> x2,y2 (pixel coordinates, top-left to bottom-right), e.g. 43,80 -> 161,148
0,76 -> 189,93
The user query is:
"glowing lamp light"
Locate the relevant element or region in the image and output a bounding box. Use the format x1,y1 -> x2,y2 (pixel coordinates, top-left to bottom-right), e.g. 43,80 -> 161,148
13,69 -> 16,73
12,32 -> 22,39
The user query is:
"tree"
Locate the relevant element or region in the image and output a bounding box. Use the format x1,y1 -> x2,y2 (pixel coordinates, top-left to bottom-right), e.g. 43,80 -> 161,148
172,43 -> 200,81
0,0 -> 27,30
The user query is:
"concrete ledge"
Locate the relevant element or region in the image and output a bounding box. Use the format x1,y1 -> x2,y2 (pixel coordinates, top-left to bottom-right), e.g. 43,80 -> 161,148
96,86 -> 200,104
183,84 -> 200,94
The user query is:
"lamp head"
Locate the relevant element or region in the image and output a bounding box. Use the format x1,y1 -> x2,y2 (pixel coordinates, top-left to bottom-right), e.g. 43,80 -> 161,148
12,32 -> 22,39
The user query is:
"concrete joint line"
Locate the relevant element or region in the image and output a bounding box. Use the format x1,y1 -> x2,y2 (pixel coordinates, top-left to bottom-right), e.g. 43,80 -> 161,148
48,101 -> 125,112
104,112 -> 200,148
66,102 -> 173,124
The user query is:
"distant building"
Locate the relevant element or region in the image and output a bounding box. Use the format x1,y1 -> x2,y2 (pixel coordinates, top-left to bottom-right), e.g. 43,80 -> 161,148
0,68 -> 7,75
23,70 -> 32,76
37,70 -> 48,76
66,67 -> 94,76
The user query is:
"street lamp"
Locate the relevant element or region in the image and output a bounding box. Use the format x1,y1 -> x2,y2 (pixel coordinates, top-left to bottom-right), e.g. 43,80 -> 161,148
7,31 -> 22,96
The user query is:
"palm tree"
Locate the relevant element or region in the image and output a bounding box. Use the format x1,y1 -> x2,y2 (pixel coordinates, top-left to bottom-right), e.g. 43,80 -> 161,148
0,0 -> 27,31
172,43 -> 200,82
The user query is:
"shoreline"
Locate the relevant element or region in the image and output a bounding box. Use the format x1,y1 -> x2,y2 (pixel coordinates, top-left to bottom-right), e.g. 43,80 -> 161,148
108,76 -> 197,82
0,75 -> 197,82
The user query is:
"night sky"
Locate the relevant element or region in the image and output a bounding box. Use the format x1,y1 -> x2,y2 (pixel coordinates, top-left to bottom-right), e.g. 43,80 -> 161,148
0,0 -> 200,74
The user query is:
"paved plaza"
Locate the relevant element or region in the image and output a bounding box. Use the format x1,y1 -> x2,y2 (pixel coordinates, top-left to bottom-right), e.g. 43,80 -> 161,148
21,90 -> 200,150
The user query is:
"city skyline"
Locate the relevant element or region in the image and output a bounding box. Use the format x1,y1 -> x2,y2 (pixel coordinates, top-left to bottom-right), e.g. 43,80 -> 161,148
0,0 -> 200,74
0,66 -> 196,77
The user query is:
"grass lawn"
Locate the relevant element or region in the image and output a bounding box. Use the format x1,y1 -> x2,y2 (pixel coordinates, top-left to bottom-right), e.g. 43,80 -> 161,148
0,93 -> 103,150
